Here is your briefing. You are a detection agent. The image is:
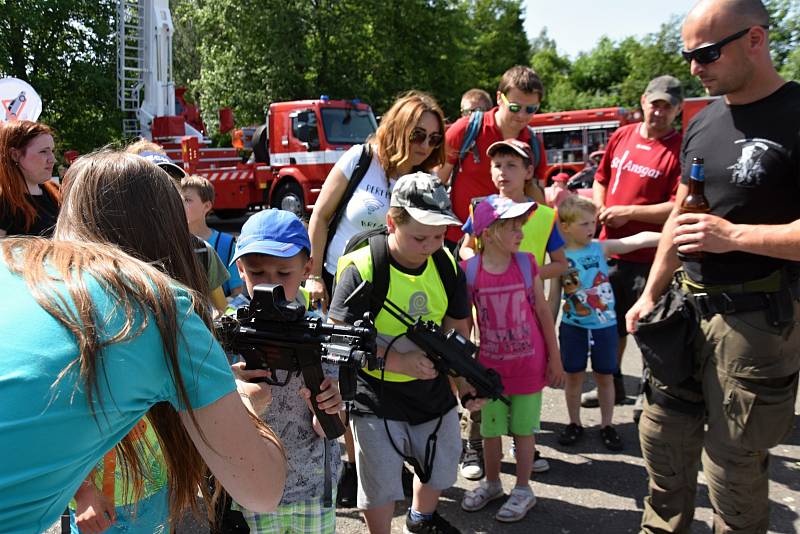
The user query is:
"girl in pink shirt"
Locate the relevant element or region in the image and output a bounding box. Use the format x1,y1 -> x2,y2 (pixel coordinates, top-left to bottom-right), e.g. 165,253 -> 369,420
459,195 -> 564,523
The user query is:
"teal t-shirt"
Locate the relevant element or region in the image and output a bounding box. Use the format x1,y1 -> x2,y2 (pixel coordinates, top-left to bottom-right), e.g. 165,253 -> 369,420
0,258 -> 236,534
560,241 -> 617,329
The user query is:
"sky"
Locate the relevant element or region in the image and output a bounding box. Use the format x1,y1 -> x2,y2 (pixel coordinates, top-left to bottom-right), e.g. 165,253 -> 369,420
524,0 -> 699,58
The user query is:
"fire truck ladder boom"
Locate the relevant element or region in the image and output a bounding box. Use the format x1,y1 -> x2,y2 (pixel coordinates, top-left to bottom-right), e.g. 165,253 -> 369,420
117,0 -> 145,138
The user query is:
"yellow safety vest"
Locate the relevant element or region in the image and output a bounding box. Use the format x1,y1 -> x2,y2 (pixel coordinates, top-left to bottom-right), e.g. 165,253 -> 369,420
336,245 -> 454,382
519,204 -> 557,265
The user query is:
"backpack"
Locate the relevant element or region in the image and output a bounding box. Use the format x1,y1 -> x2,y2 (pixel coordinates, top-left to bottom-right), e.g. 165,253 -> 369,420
340,228 -> 458,320
322,144 -> 373,263
211,230 -> 237,296
450,110 -> 541,191
464,252 -> 535,307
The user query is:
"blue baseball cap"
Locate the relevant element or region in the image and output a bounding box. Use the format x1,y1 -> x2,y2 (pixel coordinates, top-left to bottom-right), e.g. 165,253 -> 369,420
230,209 -> 311,265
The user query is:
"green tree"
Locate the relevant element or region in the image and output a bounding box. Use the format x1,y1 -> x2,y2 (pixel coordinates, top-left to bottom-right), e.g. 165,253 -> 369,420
0,0 -> 121,154
464,0 -> 530,87
765,0 -> 800,70
620,16 -> 699,106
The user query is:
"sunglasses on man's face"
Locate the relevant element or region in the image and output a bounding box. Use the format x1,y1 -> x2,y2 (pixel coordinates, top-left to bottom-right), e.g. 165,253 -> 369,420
409,128 -> 444,148
500,93 -> 539,115
681,26 -> 764,65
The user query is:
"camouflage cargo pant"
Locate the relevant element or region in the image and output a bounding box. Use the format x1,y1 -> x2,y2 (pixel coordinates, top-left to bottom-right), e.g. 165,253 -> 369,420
639,302 -> 800,534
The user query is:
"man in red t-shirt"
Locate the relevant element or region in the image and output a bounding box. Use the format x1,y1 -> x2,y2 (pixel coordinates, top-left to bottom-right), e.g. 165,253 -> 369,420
585,75 -> 684,413
440,66 -> 548,248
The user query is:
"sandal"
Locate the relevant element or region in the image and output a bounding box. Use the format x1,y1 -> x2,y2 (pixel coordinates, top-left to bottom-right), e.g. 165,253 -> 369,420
461,480 -> 504,512
601,425 -> 624,451
557,423 -> 584,446
495,487 -> 536,522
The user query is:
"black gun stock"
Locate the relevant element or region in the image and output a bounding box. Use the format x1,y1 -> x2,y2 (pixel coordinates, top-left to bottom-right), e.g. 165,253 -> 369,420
215,284 -> 377,440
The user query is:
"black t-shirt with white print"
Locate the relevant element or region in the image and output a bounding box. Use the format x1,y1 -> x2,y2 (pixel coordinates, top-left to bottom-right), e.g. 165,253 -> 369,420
680,82 -> 800,285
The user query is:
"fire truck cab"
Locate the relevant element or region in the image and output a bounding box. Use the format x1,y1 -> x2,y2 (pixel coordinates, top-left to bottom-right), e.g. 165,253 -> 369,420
164,98 -> 377,219
257,98 -> 377,216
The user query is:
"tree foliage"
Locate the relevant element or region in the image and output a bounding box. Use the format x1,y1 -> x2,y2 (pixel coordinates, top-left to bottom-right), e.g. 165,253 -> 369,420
0,0 -> 121,154
6,0 -> 800,153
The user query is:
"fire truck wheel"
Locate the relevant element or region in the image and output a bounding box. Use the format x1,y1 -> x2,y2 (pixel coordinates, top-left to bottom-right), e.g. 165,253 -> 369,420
272,181 -> 305,219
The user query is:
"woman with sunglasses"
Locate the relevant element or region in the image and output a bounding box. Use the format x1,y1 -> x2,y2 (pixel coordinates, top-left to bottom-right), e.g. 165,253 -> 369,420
308,91 -> 446,309
307,90 -> 445,507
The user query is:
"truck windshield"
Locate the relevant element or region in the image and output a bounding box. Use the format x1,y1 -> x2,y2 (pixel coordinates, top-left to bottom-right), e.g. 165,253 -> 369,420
320,108 -> 377,145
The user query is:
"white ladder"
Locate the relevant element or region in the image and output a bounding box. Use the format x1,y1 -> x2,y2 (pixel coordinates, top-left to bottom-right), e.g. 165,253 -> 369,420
117,0 -> 146,138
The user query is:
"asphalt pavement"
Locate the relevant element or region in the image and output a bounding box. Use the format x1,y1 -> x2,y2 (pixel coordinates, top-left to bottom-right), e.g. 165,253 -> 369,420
330,336 -> 800,534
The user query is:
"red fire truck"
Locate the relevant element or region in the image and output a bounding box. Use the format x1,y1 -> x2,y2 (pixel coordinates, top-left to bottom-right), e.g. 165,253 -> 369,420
530,98 -> 717,185
156,98 -> 377,218
529,107 -> 638,183
115,1 -> 377,218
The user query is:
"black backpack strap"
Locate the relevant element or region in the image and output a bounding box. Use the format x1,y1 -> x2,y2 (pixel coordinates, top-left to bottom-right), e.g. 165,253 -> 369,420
368,232 -> 391,320
431,248 -> 457,300
324,144 -> 373,261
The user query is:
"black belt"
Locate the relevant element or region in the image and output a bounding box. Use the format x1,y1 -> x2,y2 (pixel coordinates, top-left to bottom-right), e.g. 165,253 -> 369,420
689,291 -> 771,318
683,278 -> 800,319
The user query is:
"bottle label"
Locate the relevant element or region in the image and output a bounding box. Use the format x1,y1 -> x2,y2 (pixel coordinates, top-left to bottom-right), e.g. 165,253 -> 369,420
690,163 -> 704,182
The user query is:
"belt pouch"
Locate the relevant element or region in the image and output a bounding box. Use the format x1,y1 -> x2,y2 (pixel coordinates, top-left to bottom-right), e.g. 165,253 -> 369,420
634,283 -> 699,386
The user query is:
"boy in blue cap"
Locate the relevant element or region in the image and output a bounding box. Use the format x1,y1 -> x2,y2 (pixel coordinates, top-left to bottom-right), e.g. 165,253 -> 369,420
228,209 -> 344,534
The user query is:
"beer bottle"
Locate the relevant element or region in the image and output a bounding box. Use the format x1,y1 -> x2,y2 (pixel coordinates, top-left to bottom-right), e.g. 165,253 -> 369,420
678,157 -> 710,261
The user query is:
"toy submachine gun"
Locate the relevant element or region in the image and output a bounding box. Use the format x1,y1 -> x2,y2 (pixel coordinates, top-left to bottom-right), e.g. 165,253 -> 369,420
347,281 -> 509,406
215,284 -> 378,439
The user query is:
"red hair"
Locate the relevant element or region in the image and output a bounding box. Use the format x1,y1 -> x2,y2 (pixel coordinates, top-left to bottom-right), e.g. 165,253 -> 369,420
0,120 -> 60,231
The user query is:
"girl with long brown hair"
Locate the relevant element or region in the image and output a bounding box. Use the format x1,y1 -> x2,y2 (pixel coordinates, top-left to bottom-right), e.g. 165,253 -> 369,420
0,120 -> 60,237
0,150 -> 286,533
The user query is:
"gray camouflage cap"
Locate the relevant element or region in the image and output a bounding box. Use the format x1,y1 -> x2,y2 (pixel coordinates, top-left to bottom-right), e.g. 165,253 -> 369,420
390,172 -> 462,226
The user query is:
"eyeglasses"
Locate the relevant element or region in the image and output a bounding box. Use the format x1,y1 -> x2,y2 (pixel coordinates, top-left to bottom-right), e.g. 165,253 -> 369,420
500,93 -> 539,115
681,26 -> 765,65
409,128 -> 443,148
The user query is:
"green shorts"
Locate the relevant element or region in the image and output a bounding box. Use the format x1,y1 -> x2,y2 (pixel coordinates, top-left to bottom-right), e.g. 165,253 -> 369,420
480,392 -> 542,438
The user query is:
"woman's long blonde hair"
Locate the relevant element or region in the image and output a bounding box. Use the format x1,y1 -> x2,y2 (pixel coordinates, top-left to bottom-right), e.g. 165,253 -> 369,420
28,150 -> 282,524
374,91 -> 446,181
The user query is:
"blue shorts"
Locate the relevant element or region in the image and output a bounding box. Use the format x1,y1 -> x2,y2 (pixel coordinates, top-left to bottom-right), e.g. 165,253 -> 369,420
559,323 -> 619,374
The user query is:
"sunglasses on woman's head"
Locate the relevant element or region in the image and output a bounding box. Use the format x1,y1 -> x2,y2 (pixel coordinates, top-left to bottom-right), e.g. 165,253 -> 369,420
681,26 -> 766,65
409,128 -> 444,148
500,93 -> 539,115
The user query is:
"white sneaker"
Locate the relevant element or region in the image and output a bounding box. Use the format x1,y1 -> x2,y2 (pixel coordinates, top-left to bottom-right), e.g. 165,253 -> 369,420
510,446 -> 550,474
460,443 -> 484,480
532,451 -> 550,474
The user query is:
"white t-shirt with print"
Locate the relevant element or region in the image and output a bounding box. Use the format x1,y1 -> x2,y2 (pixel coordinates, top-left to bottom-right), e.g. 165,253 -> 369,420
324,144 -> 395,275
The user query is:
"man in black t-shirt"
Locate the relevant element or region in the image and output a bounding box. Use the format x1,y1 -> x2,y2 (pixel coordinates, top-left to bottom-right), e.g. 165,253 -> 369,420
626,1 -> 800,533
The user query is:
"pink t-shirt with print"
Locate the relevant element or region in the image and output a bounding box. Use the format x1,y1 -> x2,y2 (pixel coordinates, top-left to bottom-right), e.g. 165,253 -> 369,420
463,253 -> 547,395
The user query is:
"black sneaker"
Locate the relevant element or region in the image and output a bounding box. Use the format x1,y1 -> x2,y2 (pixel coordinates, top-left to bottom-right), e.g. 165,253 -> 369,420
600,425 -> 624,451
459,439 -> 484,480
557,423 -> 584,446
336,461 -> 357,508
404,510 -> 461,534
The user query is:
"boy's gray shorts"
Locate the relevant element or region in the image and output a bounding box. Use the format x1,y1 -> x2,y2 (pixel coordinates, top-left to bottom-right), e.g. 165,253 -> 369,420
351,407 -> 461,509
